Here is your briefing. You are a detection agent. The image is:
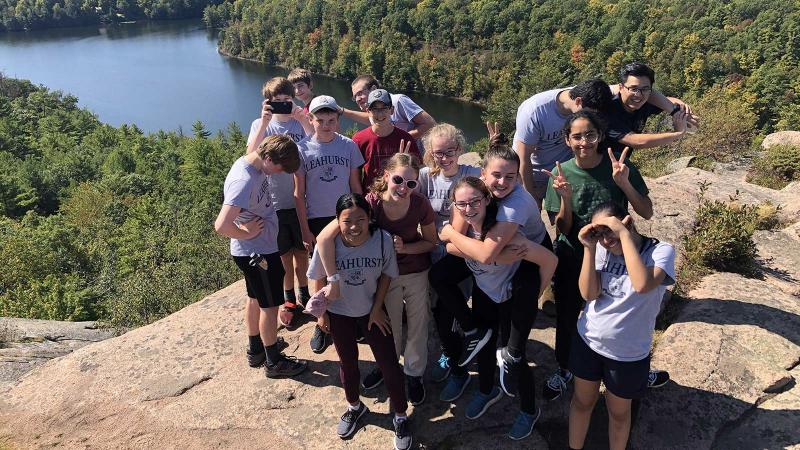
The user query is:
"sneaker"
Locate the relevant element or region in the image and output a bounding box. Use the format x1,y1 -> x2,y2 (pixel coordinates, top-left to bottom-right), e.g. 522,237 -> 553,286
246,337 -> 287,368
355,327 -> 366,344
439,373 -> 470,402
278,303 -> 299,328
465,386 -> 502,419
361,367 -> 384,390
407,376 -> 426,406
393,416 -> 413,450
508,408 -> 541,440
431,353 -> 451,383
264,354 -> 307,378
456,328 -> 492,367
647,369 -> 670,388
310,325 -> 330,354
337,402 -> 368,439
496,347 -> 520,397
542,369 -> 573,401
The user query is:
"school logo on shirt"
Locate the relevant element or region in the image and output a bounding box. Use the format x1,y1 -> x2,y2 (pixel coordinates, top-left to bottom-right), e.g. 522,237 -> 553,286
256,178 -> 271,207
345,268 -> 365,286
601,263 -> 628,298
320,166 -> 338,182
438,197 -> 452,218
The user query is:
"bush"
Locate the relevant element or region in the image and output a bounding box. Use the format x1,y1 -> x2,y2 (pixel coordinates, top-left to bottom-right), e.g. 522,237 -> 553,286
747,144 -> 800,189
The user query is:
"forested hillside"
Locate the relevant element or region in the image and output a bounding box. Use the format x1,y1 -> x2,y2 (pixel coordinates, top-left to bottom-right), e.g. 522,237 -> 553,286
205,0 -> 799,132
0,0 -> 219,31
0,75 -> 243,327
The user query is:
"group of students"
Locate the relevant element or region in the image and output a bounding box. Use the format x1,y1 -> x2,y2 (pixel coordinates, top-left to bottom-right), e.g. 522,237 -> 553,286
214,62 -> 692,450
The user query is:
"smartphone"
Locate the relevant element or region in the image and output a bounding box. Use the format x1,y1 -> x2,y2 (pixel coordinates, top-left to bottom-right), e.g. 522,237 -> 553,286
267,101 -> 294,115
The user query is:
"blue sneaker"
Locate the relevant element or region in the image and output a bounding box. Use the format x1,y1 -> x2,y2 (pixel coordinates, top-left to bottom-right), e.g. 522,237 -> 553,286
465,386 -> 502,419
439,373 -> 470,402
508,408 -> 541,440
431,353 -> 451,383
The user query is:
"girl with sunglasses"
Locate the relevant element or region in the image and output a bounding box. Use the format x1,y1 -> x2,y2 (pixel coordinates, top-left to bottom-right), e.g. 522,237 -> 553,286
569,202 -> 674,450
541,110 -> 656,402
316,152 -> 437,406
447,176 -> 556,439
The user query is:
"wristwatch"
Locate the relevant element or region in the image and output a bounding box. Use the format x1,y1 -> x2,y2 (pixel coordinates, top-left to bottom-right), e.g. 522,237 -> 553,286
670,103 -> 682,116
327,273 -> 341,282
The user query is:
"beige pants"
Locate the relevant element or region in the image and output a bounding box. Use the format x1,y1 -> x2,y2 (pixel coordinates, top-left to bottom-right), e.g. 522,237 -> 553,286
384,270 -> 430,377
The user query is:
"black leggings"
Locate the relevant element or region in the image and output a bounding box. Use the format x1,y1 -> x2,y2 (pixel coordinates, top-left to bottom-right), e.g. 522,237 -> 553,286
430,253 -> 473,377
552,239 -> 585,369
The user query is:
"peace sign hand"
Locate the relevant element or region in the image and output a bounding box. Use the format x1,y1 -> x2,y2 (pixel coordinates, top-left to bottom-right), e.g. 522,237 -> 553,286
486,121 -> 500,140
398,139 -> 412,154
609,147 -> 631,187
542,161 -> 572,199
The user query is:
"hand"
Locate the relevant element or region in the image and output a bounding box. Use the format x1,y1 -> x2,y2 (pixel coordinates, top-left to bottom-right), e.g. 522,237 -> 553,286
672,109 -> 688,133
317,312 -> 330,334
670,98 -> 693,117
609,147 -> 631,187
542,161 -> 572,199
291,104 -> 306,122
486,121 -> 500,140
301,227 -> 316,252
327,280 -> 341,301
594,215 -> 632,235
260,100 -> 273,123
577,223 -> 600,248
237,217 -> 263,239
397,139 -> 414,154
439,224 -> 454,241
392,234 -> 404,253
368,307 -> 391,336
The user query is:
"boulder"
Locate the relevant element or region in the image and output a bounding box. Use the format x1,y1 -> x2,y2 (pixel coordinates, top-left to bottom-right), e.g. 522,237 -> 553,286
761,131 -> 800,149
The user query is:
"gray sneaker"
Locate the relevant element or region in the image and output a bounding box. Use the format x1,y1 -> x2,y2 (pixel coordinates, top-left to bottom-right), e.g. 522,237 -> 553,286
393,416 -> 412,450
337,402 -> 368,439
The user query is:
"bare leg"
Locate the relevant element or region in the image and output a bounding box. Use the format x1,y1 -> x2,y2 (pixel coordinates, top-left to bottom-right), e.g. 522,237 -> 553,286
280,253 -> 295,291
259,306 -> 279,346
245,297 -> 260,335
568,377 -> 601,449
605,390 -> 633,450
293,249 -> 309,288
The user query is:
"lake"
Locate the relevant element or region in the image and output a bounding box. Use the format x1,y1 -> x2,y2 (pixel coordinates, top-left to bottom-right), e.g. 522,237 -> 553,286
0,19 -> 487,143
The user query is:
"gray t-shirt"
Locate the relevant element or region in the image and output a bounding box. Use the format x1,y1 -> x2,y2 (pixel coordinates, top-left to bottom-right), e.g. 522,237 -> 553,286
222,156 -> 279,256
464,228 -> 521,303
247,117 -> 307,211
390,93 -> 424,134
297,133 -> 365,219
577,240 -> 676,362
419,164 -> 482,232
307,230 -> 399,317
514,88 -> 573,169
496,184 -> 547,244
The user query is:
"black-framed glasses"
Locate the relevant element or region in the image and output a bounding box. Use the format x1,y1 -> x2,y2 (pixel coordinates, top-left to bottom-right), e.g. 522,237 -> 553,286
453,196 -> 485,210
431,148 -> 458,159
623,85 -> 652,95
390,175 -> 418,190
568,132 -> 600,144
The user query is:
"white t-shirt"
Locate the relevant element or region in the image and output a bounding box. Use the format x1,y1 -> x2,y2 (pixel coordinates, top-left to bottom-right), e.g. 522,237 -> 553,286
390,93 -> 424,134
418,164 -> 482,232
496,184 -> 547,244
513,88 -> 573,169
464,228 -> 522,303
577,240 -> 676,361
297,134 -> 365,219
222,156 -> 279,256
247,117 -> 307,211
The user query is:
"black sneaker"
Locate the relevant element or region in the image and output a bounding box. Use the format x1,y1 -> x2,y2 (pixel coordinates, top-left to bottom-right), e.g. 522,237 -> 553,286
246,337 -> 287,367
456,328 -> 492,367
361,367 -> 384,390
542,369 -> 573,401
264,354 -> 307,379
647,369 -> 670,388
337,402 -> 368,439
406,376 -> 426,406
393,416 -> 412,450
496,347 -> 520,397
310,325 -> 330,354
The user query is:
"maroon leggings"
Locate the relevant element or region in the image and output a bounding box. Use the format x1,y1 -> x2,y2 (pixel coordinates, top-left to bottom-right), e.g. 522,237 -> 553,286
328,311 -> 408,414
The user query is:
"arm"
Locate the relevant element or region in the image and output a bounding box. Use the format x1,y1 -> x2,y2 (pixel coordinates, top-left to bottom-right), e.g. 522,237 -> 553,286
609,148 -> 654,219
315,218 -> 342,299
293,171 -> 315,250
406,111 -> 436,139
214,204 -> 263,240
441,221 -> 520,264
618,230 -> 668,293
543,162 -> 573,235
341,108 -> 370,125
291,105 -> 314,137
617,130 -> 685,149
397,222 -> 438,255
368,273 -> 393,335
578,245 -> 601,301
349,168 -> 363,195
514,140 -> 537,197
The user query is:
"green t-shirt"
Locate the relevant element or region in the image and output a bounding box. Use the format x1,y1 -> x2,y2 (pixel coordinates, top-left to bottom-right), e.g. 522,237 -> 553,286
543,155 -> 649,249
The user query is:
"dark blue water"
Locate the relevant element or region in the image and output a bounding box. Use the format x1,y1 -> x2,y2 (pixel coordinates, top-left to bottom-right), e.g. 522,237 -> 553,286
0,19 -> 486,142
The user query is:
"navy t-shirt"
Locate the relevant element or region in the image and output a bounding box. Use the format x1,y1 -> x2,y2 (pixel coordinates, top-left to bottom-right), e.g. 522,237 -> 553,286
605,94 -> 663,154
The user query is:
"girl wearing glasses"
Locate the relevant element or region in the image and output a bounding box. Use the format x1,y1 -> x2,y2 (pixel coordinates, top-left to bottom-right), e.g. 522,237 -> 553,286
316,152 -> 437,406
569,202 -> 674,450
417,123 -> 481,389
541,109 -> 655,402
446,176 -> 556,439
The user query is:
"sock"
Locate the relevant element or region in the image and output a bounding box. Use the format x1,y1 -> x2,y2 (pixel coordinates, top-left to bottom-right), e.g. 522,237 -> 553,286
248,334 -> 263,353
298,285 -> 310,300
265,343 -> 281,366
284,289 -> 296,302
348,401 -> 362,411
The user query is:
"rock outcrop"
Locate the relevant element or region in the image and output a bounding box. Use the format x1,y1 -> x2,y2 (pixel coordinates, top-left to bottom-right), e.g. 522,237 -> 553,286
761,131 -> 800,149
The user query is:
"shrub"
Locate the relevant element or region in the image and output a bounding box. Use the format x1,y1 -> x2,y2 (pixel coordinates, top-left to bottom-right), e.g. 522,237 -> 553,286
747,144 -> 800,190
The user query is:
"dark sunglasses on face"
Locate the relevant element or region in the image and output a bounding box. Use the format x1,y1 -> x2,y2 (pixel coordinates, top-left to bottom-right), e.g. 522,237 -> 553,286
390,175 -> 418,190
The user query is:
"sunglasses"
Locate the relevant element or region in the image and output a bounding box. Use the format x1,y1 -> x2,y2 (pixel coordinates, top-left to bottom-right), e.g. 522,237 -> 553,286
390,175 -> 418,190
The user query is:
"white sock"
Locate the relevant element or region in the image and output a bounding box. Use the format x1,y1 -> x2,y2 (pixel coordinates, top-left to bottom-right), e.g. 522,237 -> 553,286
394,414 -> 406,423
348,401 -> 361,411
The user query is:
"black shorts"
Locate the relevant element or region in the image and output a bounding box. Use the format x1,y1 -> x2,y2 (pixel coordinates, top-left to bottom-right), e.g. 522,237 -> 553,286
308,216 -> 335,237
569,333 -> 649,399
276,209 -> 305,255
233,252 -> 285,309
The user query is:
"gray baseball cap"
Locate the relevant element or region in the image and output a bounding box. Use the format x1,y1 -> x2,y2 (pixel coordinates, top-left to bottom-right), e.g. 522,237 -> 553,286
308,95 -> 341,113
367,89 -> 392,109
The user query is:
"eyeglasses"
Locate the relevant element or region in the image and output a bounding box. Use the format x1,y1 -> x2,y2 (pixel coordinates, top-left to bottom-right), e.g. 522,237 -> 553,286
390,175 -> 418,190
623,85 -> 652,95
568,132 -> 600,144
431,148 -> 458,159
454,197 -> 485,210
352,89 -> 369,101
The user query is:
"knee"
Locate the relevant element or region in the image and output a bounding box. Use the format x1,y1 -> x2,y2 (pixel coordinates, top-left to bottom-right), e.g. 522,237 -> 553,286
606,402 -> 631,424
571,391 -> 598,412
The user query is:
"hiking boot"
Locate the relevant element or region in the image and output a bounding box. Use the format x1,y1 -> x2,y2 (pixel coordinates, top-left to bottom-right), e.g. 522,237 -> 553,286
362,367 -> 384,390
509,408 -> 541,440
439,373 -> 470,402
465,386 -> 502,419
496,347 -> 520,397
393,416 -> 412,450
337,402 -> 368,439
647,369 -> 670,388
406,375 -> 426,406
542,369 -> 573,401
264,354 -> 307,378
310,324 -> 330,354
246,337 -> 286,368
431,353 -> 451,383
456,328 -> 492,367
